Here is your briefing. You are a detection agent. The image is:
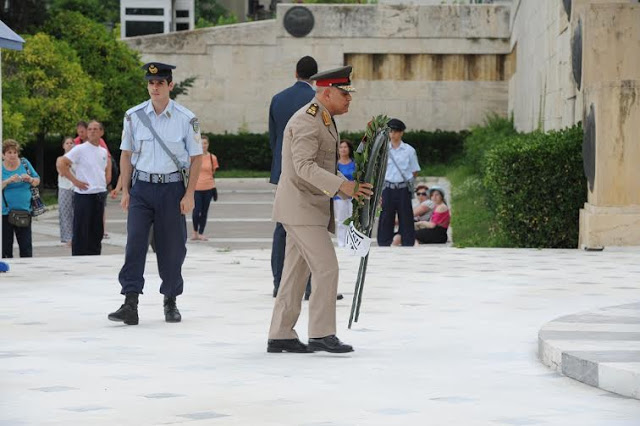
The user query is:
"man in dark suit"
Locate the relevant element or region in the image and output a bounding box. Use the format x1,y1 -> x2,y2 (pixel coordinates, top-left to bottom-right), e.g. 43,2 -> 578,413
270,56 -> 330,300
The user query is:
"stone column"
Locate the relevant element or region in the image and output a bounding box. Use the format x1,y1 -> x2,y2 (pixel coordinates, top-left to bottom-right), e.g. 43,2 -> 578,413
577,3 -> 640,247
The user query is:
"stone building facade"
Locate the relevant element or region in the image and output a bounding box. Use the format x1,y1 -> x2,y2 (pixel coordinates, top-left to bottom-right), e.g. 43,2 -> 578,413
124,4 -> 512,133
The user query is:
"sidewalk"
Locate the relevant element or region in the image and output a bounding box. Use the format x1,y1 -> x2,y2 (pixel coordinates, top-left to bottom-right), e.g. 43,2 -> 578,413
2,246 -> 640,425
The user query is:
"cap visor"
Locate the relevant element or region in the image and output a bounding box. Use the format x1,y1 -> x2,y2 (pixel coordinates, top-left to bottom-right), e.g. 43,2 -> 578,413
145,75 -> 169,81
336,85 -> 356,93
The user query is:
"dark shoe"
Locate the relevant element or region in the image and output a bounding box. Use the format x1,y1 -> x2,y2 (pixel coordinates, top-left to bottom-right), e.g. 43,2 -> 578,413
267,338 -> 312,353
164,296 -> 182,323
108,292 -> 139,325
308,335 -> 353,353
273,288 -> 278,298
304,293 -> 343,301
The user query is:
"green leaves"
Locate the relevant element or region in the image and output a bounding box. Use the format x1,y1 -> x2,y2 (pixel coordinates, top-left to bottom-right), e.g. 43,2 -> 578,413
2,33 -> 105,139
483,124 -> 586,248
347,115 -> 390,232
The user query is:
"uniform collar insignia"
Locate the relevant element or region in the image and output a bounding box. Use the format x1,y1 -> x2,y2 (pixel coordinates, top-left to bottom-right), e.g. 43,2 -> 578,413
322,111 -> 331,127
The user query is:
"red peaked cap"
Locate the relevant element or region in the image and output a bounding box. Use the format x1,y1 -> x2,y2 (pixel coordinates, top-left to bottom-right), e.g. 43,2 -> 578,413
310,65 -> 356,92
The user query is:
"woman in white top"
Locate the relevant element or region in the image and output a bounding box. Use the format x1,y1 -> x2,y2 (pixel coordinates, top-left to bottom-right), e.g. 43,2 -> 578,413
57,137 -> 75,245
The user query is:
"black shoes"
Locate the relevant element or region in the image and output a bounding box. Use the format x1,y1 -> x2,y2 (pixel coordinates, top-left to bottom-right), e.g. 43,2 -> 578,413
164,296 -> 182,323
108,292 -> 139,325
304,293 -> 344,301
308,335 -> 354,353
267,338 -> 313,353
108,294 -> 181,324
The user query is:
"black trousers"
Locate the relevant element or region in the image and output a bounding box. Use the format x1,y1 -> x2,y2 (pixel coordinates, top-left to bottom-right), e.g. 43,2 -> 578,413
118,181 -> 187,297
416,226 -> 448,244
192,189 -> 214,234
72,192 -> 106,256
377,187 -> 415,246
2,215 -> 32,258
271,222 -> 311,295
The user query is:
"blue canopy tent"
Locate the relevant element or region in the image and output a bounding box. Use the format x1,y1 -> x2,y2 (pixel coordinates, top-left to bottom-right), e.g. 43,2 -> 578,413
0,20 -> 25,272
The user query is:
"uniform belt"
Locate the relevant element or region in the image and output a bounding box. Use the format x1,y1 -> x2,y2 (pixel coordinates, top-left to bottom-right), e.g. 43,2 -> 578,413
135,170 -> 183,184
384,181 -> 408,189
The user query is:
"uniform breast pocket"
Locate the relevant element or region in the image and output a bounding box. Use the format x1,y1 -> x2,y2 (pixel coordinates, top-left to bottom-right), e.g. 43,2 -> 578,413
134,130 -> 153,154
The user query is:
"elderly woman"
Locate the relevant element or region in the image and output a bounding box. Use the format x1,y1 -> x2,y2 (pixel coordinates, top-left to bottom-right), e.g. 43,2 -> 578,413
2,139 -> 40,258
57,137 -> 75,246
415,186 -> 450,244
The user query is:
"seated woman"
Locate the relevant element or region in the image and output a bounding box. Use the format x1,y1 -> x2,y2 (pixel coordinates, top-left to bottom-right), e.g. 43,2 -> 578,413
413,184 -> 434,222
415,186 -> 449,244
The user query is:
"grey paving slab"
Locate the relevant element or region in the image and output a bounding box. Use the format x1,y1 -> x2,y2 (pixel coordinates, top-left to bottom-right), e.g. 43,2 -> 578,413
539,303 -> 640,400
1,246 -> 640,425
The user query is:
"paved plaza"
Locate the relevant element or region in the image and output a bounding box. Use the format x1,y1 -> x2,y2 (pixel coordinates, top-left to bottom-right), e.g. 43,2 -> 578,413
1,178 -> 639,425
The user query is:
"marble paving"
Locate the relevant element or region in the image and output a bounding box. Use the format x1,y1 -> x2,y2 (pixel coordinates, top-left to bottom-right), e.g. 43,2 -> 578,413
1,246 -> 640,425
539,302 -> 640,399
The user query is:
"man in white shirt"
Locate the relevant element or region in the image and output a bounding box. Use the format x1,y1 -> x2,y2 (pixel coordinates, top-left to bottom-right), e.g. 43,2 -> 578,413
377,118 -> 421,246
57,120 -> 111,255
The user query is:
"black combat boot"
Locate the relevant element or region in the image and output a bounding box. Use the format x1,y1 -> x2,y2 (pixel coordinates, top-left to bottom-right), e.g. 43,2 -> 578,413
108,292 -> 139,325
164,296 -> 181,323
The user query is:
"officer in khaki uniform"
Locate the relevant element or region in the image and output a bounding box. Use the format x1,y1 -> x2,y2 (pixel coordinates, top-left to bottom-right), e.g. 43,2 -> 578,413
267,66 -> 373,354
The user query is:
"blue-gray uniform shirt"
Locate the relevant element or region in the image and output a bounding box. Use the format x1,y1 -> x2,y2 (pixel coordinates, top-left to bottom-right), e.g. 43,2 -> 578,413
120,99 -> 203,173
385,141 -> 420,183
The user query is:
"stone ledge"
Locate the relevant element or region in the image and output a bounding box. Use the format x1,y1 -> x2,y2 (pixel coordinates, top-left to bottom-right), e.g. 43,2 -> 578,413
539,302 -> 640,399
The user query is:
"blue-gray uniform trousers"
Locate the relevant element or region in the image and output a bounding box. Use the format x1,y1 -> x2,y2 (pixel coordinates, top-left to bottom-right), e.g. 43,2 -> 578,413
377,185 -> 416,246
118,178 -> 187,297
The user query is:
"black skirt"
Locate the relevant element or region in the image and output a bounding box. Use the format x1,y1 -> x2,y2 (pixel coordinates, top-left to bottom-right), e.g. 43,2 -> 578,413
415,226 -> 448,244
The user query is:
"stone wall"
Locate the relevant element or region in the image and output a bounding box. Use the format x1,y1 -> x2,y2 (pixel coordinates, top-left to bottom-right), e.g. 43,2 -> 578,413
508,0 -> 637,132
124,4 -> 511,133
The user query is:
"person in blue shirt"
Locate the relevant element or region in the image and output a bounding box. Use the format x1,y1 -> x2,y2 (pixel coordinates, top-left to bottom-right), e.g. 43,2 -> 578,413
2,139 -> 40,258
108,62 -> 203,326
334,140 -> 355,247
377,118 -> 421,246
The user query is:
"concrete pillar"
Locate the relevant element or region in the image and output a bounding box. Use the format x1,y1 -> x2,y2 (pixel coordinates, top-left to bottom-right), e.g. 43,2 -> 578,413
577,3 -> 640,248
442,54 -> 465,81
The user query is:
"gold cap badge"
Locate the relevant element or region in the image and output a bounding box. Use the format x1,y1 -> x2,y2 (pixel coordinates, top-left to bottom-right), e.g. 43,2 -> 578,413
149,64 -> 158,74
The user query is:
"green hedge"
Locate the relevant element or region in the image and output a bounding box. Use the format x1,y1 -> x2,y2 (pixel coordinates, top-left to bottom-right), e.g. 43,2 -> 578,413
483,124 -> 586,248
463,114 -> 518,175
20,129 -> 466,187
205,130 -> 466,171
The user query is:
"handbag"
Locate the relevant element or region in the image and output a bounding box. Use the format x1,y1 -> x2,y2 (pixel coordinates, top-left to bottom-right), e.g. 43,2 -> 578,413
20,158 -> 46,216
209,154 -> 218,202
389,151 -> 415,199
3,193 -> 31,227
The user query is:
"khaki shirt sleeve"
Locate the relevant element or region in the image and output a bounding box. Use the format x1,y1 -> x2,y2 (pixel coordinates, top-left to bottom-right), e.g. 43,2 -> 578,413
290,115 -> 344,197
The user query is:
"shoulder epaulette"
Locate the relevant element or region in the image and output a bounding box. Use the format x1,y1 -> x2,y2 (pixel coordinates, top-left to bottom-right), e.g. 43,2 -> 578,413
174,102 -> 196,119
125,101 -> 148,117
306,103 -> 319,117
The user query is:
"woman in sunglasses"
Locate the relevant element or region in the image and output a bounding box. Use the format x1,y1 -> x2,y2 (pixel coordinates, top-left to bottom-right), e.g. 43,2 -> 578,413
415,186 -> 450,244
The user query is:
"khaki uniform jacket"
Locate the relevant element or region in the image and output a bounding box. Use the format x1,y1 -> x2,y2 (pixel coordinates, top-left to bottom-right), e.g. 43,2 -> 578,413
272,98 -> 346,234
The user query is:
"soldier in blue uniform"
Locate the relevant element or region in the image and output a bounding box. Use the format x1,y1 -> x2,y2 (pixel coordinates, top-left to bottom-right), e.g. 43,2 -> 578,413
108,62 -> 203,326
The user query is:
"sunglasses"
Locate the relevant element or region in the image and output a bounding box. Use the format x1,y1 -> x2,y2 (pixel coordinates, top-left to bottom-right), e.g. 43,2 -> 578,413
416,191 -> 428,196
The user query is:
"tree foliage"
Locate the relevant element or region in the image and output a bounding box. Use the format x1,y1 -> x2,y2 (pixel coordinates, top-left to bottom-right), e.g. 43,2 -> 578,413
0,0 -> 49,34
43,11 -> 148,146
2,33 -> 105,179
2,33 -> 104,137
49,0 -> 120,24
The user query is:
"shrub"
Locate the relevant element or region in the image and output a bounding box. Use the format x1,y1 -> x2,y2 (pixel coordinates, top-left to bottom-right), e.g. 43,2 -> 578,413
463,114 -> 517,175
483,124 -> 586,248
205,130 -> 467,171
